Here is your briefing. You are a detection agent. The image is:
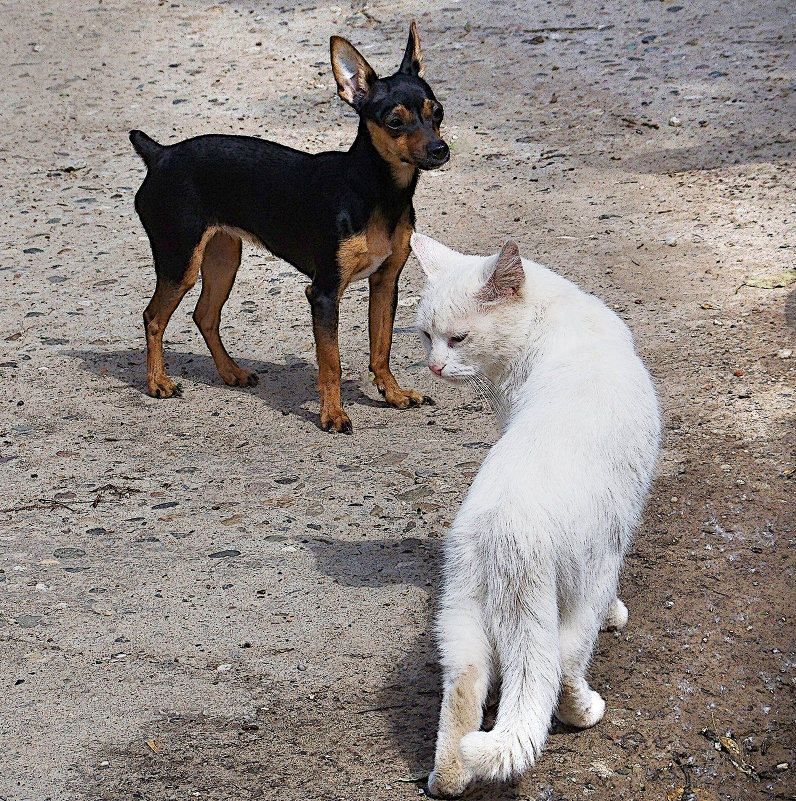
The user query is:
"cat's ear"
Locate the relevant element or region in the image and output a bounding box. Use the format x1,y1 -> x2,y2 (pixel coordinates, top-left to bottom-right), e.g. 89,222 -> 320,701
411,232 -> 457,279
478,240 -> 525,303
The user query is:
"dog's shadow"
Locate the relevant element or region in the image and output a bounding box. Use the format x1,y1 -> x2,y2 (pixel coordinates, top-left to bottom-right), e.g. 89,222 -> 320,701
66,347 -> 384,428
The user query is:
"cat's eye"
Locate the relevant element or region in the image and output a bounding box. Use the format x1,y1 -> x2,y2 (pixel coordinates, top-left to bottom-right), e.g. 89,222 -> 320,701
448,333 -> 468,345
420,330 -> 431,340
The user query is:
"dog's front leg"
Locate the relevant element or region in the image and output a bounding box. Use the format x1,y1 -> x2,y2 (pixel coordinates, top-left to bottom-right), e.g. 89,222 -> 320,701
368,227 -> 430,409
306,281 -> 352,434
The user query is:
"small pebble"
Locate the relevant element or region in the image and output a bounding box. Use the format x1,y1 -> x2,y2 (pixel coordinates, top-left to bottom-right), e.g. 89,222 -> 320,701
53,547 -> 86,559
668,116 -> 682,127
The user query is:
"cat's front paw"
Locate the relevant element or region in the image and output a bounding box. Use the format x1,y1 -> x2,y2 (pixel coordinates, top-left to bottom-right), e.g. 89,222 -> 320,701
427,762 -> 473,799
602,598 -> 628,631
555,689 -> 605,729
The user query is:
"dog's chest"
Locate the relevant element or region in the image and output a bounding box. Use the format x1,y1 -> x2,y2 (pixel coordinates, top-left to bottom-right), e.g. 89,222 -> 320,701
337,216 -> 393,283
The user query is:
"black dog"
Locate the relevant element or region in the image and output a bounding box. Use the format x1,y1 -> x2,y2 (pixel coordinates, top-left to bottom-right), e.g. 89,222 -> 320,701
129,22 -> 448,433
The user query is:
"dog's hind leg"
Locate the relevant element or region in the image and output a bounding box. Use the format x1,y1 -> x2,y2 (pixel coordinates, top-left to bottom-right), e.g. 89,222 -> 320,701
144,275 -> 195,398
143,238 -> 206,398
193,229 -> 259,388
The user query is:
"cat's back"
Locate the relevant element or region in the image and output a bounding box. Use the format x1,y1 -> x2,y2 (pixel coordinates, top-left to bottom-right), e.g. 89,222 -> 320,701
520,259 -> 652,401
463,260 -> 661,524
524,259 -> 634,353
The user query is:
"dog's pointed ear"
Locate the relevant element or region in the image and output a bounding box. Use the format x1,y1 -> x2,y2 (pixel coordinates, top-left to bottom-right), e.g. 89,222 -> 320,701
399,20 -> 424,77
331,36 -> 377,108
478,240 -> 525,303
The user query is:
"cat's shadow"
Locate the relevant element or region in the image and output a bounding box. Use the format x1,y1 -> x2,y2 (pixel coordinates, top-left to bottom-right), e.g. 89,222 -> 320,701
308,535 -> 442,783
65,347 -> 384,428
307,536 -> 542,799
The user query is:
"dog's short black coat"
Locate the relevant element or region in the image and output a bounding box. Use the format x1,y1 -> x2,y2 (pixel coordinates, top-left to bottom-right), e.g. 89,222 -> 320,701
130,22 -> 448,433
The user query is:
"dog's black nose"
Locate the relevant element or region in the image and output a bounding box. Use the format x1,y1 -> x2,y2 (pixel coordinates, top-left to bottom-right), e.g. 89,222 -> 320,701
428,141 -> 449,161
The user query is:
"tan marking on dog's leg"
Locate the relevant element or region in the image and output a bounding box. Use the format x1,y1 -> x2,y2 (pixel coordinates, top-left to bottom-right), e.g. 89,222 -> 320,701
368,216 -> 427,409
193,230 -> 258,388
143,232 -> 208,398
314,323 -> 350,434
428,665 -> 481,798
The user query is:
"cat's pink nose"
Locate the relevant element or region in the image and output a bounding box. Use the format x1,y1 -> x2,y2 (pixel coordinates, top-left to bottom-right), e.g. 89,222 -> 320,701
430,364 -> 443,376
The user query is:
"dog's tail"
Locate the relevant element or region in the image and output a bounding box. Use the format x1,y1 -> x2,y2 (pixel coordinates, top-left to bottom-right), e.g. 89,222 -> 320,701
129,130 -> 164,167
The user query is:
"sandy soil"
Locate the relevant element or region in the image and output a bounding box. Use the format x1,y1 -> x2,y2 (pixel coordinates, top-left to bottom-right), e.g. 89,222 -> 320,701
1,0 -> 794,799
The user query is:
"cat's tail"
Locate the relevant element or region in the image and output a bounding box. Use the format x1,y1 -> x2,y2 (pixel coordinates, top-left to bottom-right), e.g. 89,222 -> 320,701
459,585 -> 562,781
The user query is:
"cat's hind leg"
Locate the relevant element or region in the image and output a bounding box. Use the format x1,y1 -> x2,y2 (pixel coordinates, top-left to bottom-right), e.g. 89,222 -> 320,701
601,597 -> 629,631
428,569 -> 491,797
458,578 -> 561,782
555,607 -> 606,728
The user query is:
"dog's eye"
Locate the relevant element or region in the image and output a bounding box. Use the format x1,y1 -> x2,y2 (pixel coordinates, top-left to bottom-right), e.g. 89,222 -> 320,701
448,333 -> 468,345
432,106 -> 444,124
385,117 -> 403,131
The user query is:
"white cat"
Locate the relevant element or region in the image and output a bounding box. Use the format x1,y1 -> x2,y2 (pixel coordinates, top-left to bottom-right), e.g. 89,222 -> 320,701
411,233 -> 661,797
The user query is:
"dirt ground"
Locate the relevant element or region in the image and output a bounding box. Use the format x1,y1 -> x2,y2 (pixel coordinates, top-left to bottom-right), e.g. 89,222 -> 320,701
1,0 -> 794,799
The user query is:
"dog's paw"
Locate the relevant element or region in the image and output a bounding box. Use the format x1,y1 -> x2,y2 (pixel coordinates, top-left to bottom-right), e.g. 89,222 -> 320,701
381,384 -> 428,409
320,407 -> 353,434
221,367 -> 259,388
148,375 -> 182,398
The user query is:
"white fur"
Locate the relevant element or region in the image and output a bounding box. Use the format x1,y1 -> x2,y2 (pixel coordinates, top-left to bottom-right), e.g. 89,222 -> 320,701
412,233 -> 661,796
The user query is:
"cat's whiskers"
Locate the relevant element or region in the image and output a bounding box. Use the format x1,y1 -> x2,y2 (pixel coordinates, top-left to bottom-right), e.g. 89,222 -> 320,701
467,372 -> 507,423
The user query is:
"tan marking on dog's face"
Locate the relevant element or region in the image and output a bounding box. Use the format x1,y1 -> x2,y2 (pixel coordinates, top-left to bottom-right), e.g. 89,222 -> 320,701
423,98 -> 444,134
392,105 -> 413,125
365,120 -> 417,188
